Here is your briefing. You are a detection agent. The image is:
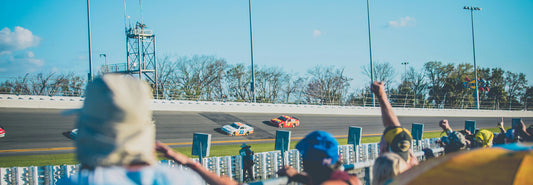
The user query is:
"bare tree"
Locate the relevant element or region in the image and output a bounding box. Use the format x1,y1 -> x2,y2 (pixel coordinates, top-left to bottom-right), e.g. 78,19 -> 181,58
362,62 -> 396,91
226,63 -> 251,102
283,76 -> 306,103
305,65 -> 352,105
406,67 -> 427,107
173,55 -> 227,101
254,66 -> 288,103
156,56 -> 178,99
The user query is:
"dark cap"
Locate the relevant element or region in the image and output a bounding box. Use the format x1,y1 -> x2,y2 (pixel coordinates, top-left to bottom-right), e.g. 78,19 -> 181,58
383,126 -> 412,162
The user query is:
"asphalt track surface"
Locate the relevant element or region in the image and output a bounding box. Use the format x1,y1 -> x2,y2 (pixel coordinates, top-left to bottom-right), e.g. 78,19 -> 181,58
1,108 -> 532,156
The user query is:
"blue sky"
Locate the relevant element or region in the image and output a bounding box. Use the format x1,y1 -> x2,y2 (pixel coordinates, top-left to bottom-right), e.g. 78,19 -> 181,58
1,0 -> 532,89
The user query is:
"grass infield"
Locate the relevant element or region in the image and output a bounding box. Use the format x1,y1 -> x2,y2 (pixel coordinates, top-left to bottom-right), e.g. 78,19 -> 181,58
0,127 -> 502,167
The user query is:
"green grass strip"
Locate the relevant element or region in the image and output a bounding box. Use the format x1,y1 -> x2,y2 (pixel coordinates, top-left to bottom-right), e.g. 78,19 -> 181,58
0,127 -> 503,167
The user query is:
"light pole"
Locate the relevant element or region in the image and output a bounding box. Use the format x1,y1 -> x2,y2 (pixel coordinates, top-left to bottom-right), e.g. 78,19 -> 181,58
401,62 -> 409,82
464,6 -> 481,110
87,0 -> 93,81
248,0 -> 256,103
100,54 -> 107,73
366,0 -> 375,107
401,62 -> 409,108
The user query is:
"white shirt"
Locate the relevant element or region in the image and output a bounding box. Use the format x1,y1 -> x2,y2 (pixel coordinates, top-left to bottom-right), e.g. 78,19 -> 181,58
58,165 -> 205,185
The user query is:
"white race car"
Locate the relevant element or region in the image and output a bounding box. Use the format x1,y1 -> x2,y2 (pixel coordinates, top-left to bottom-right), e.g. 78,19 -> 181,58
221,122 -> 254,136
69,128 -> 79,140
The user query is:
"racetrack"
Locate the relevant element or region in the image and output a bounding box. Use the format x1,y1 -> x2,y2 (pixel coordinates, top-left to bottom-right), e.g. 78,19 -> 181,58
1,108 -> 532,156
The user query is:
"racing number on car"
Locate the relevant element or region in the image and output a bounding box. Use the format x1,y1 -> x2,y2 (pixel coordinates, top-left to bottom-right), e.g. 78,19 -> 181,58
239,130 -> 244,135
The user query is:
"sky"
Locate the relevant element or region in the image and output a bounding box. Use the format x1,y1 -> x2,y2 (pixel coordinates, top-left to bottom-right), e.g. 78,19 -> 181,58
1,0 -> 532,90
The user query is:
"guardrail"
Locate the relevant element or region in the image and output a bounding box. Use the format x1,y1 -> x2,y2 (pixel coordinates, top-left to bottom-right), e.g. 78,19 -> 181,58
0,138 -> 443,185
2,94 -> 532,117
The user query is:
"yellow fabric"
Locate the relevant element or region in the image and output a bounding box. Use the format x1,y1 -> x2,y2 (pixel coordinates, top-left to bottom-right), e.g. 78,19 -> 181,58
513,151 -> 533,185
384,128 -> 410,144
388,147 -> 532,185
475,129 -> 494,147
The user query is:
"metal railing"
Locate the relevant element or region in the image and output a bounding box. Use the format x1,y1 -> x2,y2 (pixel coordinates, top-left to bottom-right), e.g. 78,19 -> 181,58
0,138 -> 443,185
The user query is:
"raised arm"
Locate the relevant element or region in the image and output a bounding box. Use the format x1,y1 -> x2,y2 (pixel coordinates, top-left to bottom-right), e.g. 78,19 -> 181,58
155,141 -> 238,185
497,118 -> 506,134
371,81 -> 401,128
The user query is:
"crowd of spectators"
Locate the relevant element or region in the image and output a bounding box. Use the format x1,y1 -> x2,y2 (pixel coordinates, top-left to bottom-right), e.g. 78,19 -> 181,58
60,75 -> 531,185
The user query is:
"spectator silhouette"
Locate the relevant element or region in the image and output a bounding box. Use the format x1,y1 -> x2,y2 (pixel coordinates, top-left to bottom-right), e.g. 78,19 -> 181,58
276,130 -> 361,185
240,143 -> 255,182
59,74 -> 236,185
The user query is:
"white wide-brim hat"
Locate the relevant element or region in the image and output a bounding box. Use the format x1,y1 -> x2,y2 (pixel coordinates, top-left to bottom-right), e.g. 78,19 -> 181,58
75,74 -> 156,167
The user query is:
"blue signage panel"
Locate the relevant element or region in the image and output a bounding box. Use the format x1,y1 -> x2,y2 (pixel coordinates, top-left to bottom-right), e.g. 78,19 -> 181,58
192,133 -> 211,157
512,118 -> 522,129
348,126 -> 362,146
465,120 -> 476,134
275,130 -> 291,151
411,123 -> 424,141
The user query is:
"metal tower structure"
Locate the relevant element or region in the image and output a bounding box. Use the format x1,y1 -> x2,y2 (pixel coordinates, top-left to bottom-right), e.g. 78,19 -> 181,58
125,22 -> 158,96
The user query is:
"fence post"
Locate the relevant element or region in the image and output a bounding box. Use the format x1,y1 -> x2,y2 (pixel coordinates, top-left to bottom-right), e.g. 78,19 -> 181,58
364,166 -> 372,185
31,166 -> 39,185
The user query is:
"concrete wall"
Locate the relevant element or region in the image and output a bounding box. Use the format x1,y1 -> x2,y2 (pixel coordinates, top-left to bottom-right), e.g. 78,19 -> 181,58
1,94 -> 532,117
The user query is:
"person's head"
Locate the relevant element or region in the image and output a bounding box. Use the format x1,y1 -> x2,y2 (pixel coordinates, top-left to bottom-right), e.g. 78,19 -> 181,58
439,119 -> 450,130
381,127 -> 413,162
473,129 -> 494,148
296,131 -> 340,182
372,152 -> 409,185
241,143 -> 250,149
74,74 -> 157,168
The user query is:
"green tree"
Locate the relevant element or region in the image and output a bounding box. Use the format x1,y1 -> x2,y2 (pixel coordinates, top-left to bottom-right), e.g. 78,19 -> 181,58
505,71 -> 527,110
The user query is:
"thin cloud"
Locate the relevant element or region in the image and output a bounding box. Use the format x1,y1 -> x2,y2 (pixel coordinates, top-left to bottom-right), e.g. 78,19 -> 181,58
387,16 -> 416,28
0,26 -> 41,55
313,29 -> 322,38
0,51 -> 44,73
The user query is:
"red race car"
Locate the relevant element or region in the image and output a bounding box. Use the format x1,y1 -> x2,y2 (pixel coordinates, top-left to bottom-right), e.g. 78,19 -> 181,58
0,125 -> 5,138
271,115 -> 300,128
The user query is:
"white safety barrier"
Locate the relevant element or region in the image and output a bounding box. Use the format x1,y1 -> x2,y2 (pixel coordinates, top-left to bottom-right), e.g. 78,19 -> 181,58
0,138 -> 443,185
1,94 -> 532,117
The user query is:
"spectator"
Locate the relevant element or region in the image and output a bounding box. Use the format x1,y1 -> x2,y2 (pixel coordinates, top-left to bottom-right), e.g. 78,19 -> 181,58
276,130 -> 361,185
370,81 -> 418,167
436,119 -> 468,153
59,74 -> 236,185
513,119 -> 533,142
472,129 -> 494,148
494,118 -> 521,145
527,125 -> 533,141
240,143 -> 255,182
458,129 -> 475,148
494,118 -> 508,145
372,152 -> 409,185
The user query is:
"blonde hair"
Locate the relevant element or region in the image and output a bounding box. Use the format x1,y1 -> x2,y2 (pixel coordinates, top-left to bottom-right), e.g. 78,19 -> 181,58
372,152 -> 408,185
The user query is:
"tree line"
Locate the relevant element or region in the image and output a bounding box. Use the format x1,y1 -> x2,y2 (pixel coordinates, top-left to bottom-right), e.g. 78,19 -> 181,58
1,55 -> 531,110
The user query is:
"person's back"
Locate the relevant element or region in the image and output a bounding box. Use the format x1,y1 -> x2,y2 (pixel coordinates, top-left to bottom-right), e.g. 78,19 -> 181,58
60,165 -> 204,185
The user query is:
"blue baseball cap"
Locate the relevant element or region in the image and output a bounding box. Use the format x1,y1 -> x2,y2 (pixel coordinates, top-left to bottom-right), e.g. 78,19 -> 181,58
296,130 -> 339,164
